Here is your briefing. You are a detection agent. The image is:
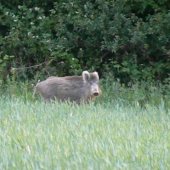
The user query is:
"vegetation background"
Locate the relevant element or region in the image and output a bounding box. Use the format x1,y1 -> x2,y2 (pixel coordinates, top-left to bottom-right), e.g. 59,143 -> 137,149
1,1 -> 170,169
0,0 -> 170,84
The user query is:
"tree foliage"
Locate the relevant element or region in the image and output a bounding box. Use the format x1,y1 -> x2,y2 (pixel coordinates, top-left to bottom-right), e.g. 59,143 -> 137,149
0,0 -> 170,83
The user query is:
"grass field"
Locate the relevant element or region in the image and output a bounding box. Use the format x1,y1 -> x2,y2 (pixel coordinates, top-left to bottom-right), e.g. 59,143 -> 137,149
0,92 -> 170,169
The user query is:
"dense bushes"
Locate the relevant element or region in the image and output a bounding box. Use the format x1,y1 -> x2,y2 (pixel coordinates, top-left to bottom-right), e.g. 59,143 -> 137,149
0,0 -> 170,83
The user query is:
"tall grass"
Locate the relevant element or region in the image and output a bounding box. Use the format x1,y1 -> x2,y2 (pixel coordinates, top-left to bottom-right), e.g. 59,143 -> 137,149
0,78 -> 170,169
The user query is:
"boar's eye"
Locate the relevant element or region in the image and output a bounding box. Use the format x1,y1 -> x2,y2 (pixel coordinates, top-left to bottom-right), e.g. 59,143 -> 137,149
94,80 -> 99,84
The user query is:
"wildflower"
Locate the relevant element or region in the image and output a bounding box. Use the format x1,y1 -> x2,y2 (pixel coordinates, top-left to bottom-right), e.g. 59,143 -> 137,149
18,6 -> 22,10
35,7 -> 40,11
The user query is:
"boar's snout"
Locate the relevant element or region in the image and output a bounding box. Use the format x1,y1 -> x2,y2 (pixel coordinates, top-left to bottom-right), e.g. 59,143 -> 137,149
90,83 -> 101,97
92,86 -> 100,96
93,92 -> 99,96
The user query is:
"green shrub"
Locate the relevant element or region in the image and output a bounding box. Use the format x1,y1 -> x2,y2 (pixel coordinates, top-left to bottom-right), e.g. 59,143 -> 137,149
0,0 -> 170,83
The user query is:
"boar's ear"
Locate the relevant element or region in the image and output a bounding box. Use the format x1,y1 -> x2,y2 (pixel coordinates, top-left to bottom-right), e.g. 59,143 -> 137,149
92,72 -> 99,81
82,71 -> 90,82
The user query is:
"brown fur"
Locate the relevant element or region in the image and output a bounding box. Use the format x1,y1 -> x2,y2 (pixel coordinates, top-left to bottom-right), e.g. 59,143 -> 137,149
34,71 -> 102,104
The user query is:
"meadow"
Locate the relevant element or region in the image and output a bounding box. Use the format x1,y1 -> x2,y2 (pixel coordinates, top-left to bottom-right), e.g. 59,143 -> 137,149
0,80 -> 170,170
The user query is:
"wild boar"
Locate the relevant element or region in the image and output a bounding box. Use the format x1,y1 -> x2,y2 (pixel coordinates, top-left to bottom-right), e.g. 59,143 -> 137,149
33,71 -> 102,104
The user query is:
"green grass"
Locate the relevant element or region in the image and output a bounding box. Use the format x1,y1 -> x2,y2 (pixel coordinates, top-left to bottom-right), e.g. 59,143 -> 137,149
0,95 -> 170,170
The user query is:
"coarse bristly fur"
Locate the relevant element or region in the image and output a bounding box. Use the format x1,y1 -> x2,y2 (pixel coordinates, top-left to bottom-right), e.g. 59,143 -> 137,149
34,71 -> 102,104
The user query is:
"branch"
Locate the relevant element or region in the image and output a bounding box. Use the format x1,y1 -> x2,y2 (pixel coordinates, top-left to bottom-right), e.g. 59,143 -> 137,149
100,51 -> 110,62
12,61 -> 47,70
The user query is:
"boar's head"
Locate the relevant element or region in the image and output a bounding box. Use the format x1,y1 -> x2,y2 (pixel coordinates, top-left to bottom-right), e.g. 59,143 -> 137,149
82,71 -> 102,97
